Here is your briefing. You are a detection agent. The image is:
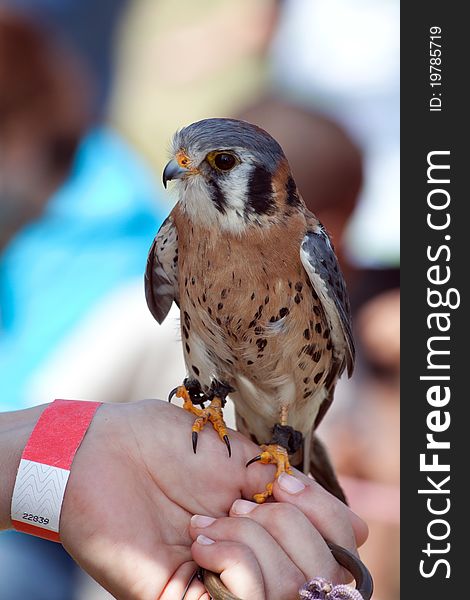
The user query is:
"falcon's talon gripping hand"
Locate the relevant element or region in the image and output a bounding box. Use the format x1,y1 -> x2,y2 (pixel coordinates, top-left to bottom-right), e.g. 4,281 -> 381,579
246,443 -> 293,503
177,386 -> 232,458
169,378 -> 207,406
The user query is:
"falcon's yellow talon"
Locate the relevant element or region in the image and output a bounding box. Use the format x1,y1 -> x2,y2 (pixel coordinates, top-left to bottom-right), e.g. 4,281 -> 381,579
259,451 -> 272,464
248,444 -> 292,503
177,386 -> 207,418
253,482 -> 274,504
177,389 -> 231,456
175,385 -> 189,400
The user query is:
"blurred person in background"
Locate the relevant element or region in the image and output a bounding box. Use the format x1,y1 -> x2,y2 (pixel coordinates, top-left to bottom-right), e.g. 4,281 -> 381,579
0,8 -> 182,600
6,0 -> 129,119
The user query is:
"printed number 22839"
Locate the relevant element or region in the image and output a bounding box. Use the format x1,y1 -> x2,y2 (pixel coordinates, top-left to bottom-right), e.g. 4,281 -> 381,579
22,513 -> 50,525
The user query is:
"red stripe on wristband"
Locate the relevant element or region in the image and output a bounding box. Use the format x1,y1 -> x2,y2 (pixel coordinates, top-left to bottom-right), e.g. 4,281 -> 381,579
11,399 -> 101,542
22,400 -> 101,470
13,521 -> 62,543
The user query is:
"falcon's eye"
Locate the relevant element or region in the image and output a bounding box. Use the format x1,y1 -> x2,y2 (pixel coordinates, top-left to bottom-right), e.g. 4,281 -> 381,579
213,152 -> 236,171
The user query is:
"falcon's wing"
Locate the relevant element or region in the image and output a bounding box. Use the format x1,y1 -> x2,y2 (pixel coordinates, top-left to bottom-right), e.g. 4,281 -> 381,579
300,220 -> 355,377
145,215 -> 179,324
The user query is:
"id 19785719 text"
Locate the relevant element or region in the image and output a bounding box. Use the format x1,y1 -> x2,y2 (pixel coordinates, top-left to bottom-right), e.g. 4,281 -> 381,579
429,26 -> 442,112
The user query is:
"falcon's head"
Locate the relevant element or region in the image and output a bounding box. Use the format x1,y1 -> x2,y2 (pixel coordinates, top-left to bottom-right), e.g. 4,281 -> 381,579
163,118 -> 303,233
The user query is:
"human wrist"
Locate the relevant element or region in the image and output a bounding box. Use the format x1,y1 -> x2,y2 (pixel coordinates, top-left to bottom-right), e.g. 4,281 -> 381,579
0,404 -> 49,530
59,401 -> 123,544
9,400 -> 104,541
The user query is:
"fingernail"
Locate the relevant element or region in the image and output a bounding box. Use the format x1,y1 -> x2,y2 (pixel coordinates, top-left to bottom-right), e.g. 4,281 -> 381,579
191,514 -> 216,528
278,473 -> 305,494
196,534 -> 215,545
231,499 -> 257,515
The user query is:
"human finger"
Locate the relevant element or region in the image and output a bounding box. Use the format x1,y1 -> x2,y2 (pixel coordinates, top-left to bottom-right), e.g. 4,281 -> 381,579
229,499 -> 347,583
272,471 -> 368,551
192,538 -> 265,600
190,515 -> 305,599
159,561 -> 208,600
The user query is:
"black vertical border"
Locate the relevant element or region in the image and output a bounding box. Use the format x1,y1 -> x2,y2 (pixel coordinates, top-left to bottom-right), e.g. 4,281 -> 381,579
401,3 -> 467,597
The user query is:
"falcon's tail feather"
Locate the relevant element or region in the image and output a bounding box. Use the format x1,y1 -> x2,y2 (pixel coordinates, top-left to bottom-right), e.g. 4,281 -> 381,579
308,434 -> 347,505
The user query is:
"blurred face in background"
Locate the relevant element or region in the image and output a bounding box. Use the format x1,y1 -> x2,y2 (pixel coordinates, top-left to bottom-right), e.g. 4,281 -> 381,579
0,12 -> 90,247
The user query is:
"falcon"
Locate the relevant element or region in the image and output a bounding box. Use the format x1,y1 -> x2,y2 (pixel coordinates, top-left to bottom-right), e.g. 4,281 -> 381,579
145,118 -> 355,503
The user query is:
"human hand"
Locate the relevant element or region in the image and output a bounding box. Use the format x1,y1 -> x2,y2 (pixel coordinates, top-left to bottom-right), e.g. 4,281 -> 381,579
58,399 -> 367,599
189,472 -> 368,600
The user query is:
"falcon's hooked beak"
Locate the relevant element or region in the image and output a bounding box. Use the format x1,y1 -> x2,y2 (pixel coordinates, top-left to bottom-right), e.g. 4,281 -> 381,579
162,159 -> 187,189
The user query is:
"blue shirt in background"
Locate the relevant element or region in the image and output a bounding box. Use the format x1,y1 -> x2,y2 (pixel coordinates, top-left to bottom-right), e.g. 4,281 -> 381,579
0,127 -> 165,411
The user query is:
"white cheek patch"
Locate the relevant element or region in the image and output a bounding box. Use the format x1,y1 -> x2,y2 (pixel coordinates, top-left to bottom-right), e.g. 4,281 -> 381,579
177,163 -> 255,235
177,177 -> 220,226
216,163 -> 252,234
218,163 -> 251,212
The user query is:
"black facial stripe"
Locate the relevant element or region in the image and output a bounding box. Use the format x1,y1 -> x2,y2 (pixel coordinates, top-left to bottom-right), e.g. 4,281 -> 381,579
247,166 -> 275,216
208,178 -> 227,214
286,176 -> 300,206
